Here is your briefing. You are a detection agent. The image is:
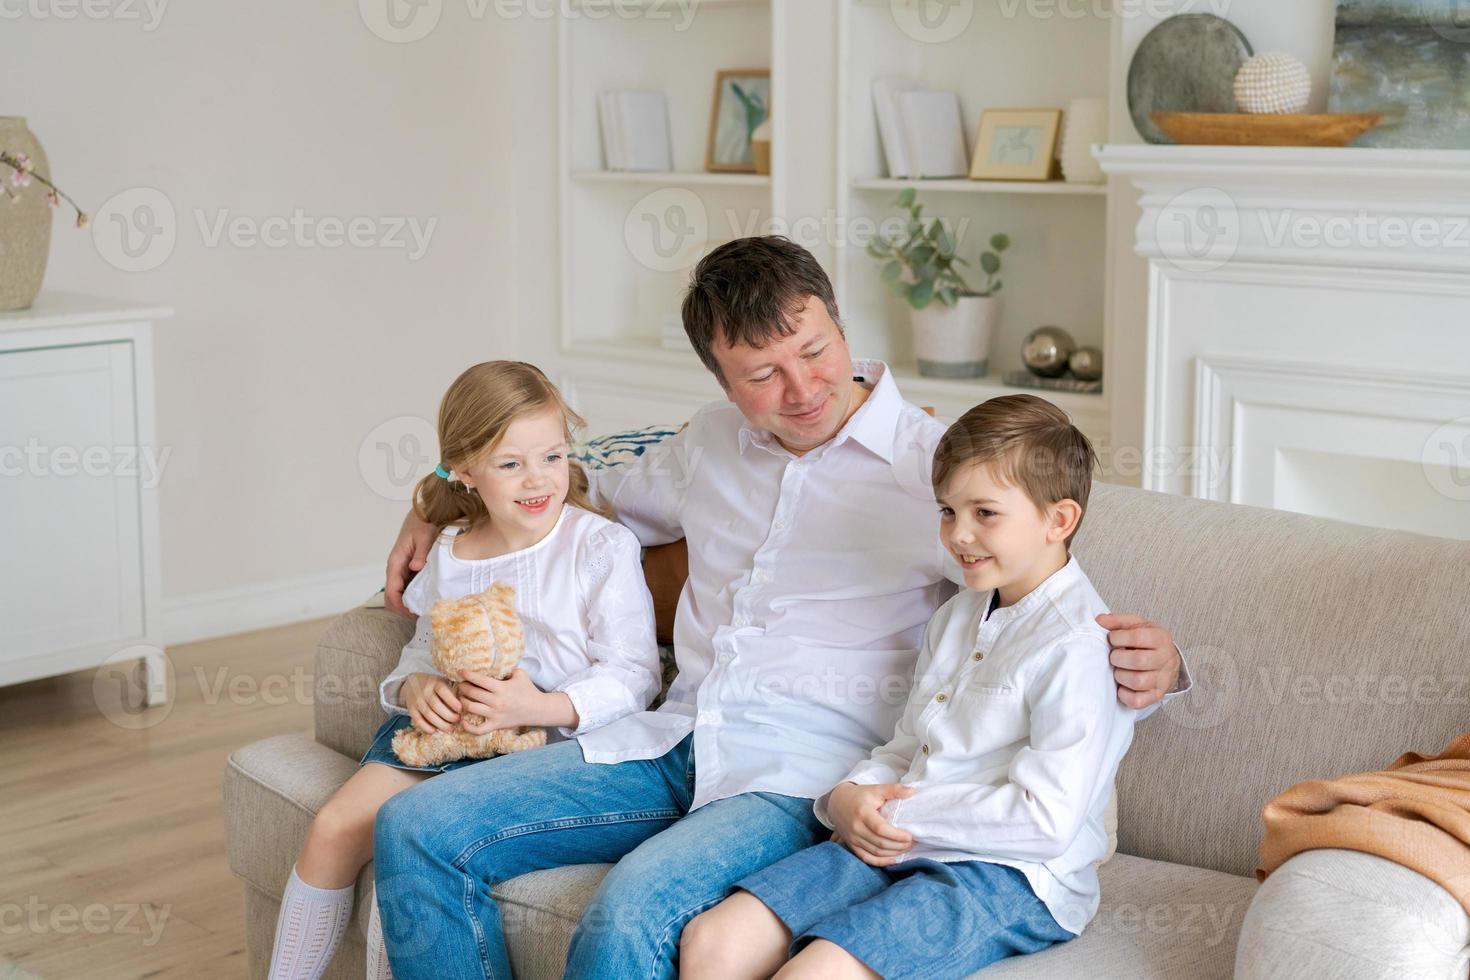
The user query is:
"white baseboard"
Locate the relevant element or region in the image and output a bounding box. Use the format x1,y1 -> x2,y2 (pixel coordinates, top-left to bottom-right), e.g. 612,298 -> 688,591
162,564 -> 383,646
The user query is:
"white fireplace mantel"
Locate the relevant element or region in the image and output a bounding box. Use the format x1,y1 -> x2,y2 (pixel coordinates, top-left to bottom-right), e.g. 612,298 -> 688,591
1097,144 -> 1470,276
1093,145 -> 1470,539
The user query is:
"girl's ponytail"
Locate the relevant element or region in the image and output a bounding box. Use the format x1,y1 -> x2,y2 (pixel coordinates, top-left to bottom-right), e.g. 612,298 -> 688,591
412,466 -> 487,531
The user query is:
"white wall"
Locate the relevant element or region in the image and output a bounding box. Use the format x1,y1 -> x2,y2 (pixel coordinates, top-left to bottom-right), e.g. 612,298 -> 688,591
4,2 -> 519,640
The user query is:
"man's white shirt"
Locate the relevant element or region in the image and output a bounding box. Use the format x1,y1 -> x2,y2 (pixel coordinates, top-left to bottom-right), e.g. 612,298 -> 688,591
581,359 -> 1188,812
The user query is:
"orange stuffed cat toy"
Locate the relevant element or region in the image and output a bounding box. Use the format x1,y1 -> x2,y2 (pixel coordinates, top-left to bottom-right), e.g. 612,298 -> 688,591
391,581 -> 546,768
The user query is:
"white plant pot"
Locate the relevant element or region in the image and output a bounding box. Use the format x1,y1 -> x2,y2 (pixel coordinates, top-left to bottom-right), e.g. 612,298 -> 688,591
911,294 -> 1000,379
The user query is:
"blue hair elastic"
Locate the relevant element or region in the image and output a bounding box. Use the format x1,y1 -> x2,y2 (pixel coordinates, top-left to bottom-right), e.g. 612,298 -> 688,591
434,464 -> 452,480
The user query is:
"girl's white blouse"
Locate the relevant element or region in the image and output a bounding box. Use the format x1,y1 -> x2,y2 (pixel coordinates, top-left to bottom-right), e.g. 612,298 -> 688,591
379,505 -> 661,740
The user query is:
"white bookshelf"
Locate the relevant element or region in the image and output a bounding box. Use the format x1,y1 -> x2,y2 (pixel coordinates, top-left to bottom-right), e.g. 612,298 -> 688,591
557,0 -> 775,357
851,178 -> 1108,197
572,170 -> 772,187
554,0 -> 1120,446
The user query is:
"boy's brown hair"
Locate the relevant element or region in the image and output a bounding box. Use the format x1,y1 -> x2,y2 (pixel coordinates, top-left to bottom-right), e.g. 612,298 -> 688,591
932,394 -> 1098,547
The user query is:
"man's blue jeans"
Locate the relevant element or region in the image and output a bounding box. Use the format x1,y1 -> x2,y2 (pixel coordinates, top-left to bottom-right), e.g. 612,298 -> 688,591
372,734 -> 825,979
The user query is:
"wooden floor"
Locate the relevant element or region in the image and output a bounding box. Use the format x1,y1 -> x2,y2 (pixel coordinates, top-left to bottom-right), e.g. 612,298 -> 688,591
0,618 -> 334,979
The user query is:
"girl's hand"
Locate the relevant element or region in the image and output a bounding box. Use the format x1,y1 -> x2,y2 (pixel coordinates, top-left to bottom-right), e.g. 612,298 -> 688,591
458,669 -> 577,732
827,782 -> 916,867
402,672 -> 462,734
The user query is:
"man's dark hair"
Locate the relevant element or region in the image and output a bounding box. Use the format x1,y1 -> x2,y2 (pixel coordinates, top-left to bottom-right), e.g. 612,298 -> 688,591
681,236 -> 843,382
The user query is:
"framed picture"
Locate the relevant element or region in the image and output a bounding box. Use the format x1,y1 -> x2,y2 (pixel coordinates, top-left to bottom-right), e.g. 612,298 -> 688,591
706,68 -> 771,173
1329,0 -> 1470,148
970,109 -> 1063,181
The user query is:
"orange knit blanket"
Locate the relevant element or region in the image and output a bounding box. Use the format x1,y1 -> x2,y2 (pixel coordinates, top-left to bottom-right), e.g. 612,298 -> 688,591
1257,733 -> 1470,916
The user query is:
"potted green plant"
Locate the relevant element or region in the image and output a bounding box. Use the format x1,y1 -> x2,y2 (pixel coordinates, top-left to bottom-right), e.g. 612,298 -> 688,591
866,188 -> 1010,378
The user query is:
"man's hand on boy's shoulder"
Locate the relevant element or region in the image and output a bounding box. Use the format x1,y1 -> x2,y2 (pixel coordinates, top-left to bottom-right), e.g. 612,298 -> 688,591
1097,613 -> 1183,709
827,781 -> 916,868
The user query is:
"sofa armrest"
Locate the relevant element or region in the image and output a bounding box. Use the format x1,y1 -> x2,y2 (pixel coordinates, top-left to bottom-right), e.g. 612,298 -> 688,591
314,604 -> 414,760
1236,849 -> 1470,979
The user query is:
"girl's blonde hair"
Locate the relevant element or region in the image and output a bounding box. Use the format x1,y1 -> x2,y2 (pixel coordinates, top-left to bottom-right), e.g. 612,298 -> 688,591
412,361 -> 607,531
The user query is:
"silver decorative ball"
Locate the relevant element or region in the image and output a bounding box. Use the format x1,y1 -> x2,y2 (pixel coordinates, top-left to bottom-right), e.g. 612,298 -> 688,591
1022,326 -> 1075,378
1068,346 -> 1103,382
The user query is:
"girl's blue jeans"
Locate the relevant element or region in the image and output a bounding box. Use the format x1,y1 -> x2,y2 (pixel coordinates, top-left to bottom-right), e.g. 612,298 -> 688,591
372,734 -> 825,980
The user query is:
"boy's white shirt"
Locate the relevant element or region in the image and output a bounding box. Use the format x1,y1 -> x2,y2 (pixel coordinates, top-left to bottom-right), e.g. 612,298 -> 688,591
580,359 -> 1191,813
379,505 -> 662,740
814,555 -> 1136,936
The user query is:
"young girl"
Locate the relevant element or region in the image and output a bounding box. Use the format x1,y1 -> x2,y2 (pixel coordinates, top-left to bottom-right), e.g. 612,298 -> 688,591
266,361 -> 661,980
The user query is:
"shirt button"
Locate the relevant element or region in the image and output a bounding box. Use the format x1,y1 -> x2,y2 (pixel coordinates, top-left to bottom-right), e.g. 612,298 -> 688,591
922,744 -> 930,754
973,651 -> 984,661
774,520 -> 787,530
717,652 -> 734,664
935,693 -> 948,703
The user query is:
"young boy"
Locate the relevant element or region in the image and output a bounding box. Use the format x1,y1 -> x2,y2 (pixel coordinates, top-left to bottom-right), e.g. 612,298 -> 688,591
680,395 -> 1139,979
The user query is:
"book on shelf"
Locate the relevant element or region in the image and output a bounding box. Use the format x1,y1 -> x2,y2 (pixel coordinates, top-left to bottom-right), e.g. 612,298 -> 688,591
872,80 -> 969,180
1001,371 -> 1102,395
598,91 -> 673,172
871,77 -> 928,178
898,90 -> 969,179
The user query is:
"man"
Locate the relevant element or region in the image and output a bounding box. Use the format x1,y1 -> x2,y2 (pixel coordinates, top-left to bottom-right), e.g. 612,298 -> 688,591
375,237 -> 1186,979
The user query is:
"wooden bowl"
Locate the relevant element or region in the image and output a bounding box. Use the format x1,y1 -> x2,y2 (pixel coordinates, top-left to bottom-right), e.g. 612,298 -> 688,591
1149,112 -> 1382,147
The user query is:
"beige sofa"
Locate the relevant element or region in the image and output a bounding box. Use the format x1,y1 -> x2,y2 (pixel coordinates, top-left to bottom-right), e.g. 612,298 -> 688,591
224,483 -> 1470,978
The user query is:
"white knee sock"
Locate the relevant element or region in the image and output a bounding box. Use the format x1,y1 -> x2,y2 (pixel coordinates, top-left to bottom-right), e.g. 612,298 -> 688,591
365,884 -> 394,980
267,865 -> 355,980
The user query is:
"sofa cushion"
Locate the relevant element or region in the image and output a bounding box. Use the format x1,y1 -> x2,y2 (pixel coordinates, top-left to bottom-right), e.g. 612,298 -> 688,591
225,730 -> 1254,980
1236,849 -> 1470,980
1073,484 -> 1470,879
982,854 -> 1256,979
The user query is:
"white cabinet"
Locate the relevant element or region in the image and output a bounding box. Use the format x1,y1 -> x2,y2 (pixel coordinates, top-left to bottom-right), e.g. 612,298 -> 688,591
0,295 -> 170,703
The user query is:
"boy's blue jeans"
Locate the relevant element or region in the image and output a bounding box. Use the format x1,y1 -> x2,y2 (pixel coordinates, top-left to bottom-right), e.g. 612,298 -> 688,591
372,734 -> 825,980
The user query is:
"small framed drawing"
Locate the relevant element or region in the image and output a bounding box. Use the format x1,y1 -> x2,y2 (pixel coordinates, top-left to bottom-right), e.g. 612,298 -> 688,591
706,68 -> 771,173
970,109 -> 1063,181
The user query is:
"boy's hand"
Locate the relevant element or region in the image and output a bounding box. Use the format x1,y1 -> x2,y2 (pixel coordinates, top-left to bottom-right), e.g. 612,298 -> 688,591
827,782 -> 916,867
458,669 -> 576,732
402,672 -> 462,734
386,511 -> 437,617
